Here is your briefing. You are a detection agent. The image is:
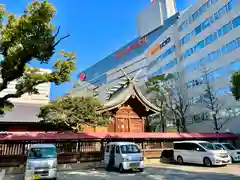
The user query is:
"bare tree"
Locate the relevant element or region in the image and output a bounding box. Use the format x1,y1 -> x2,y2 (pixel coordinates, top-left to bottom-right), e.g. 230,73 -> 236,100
165,85 -> 189,132
146,74 -> 189,132
200,69 -> 232,133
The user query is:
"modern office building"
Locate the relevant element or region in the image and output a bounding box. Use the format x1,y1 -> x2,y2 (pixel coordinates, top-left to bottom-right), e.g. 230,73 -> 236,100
69,0 -> 240,133
0,68 -> 51,131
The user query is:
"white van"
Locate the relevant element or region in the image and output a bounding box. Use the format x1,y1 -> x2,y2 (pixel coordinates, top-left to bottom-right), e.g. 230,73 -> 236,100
212,142 -> 240,163
24,144 -> 57,180
104,142 -> 144,173
173,141 -> 231,167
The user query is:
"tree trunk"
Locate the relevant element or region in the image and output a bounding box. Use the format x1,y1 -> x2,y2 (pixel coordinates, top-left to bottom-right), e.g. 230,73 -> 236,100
176,119 -> 181,133
145,117 -> 151,132
161,114 -> 165,132
213,114 -> 219,133
161,122 -> 165,132
181,117 -> 188,132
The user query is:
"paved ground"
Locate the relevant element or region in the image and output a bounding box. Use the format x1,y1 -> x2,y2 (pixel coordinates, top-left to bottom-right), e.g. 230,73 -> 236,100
2,164 -> 240,180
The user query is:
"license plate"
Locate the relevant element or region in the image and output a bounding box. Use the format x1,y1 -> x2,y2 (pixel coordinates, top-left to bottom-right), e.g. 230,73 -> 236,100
130,164 -> 137,169
32,175 -> 41,179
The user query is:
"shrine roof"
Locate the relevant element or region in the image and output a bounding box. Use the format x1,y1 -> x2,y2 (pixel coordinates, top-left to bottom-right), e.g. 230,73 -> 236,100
97,71 -> 160,113
0,103 -> 42,123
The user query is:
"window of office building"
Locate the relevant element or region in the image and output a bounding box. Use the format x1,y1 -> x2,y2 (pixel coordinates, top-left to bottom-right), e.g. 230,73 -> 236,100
179,0 -> 218,32
180,0 -> 237,46
183,16 -> 240,59
187,60 -> 240,89
148,58 -> 178,78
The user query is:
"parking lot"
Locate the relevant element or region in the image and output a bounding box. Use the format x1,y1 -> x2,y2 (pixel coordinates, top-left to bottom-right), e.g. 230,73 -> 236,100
2,164 -> 240,180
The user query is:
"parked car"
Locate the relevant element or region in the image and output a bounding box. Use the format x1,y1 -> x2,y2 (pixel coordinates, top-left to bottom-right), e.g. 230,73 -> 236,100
24,144 -> 57,180
173,140 -> 231,167
104,142 -> 144,173
212,142 -> 240,163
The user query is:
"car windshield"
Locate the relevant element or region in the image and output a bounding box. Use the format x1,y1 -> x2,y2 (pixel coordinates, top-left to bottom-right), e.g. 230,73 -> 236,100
120,144 -> 140,154
199,143 -> 222,150
223,143 -> 236,150
28,147 -> 56,159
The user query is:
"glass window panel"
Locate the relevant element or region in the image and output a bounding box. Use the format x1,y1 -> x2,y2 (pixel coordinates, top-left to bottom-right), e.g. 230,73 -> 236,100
205,34 -> 214,45
202,16 -> 214,29
218,27 -> 223,37
225,40 -> 237,53
195,25 -> 202,35
227,0 -> 235,11
211,0 -> 218,4
218,6 -> 227,18
214,11 -> 220,21
222,23 -> 232,35
199,2 -> 209,14
221,45 -> 226,55
237,38 -> 240,47
192,11 -> 199,21
233,16 -> 240,28
196,40 -> 205,51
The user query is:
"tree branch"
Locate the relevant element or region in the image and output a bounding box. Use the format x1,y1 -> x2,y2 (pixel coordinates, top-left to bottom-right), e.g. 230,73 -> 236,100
54,26 -> 61,38
0,79 -> 46,101
52,34 -> 70,48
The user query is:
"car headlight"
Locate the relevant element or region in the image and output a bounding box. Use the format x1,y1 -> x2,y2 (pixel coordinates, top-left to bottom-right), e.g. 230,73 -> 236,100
26,163 -> 33,170
123,157 -> 130,162
52,161 -> 57,168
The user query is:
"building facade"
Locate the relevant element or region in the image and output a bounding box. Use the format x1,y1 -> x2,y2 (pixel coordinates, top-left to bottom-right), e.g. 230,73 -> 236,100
0,68 -> 51,105
70,0 -> 240,133
0,68 -> 51,131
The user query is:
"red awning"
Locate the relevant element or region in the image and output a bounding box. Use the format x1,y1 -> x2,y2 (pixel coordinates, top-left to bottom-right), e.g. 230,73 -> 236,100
0,132 -> 238,141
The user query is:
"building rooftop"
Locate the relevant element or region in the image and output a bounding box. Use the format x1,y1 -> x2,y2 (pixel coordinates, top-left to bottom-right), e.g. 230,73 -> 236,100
0,103 -> 42,123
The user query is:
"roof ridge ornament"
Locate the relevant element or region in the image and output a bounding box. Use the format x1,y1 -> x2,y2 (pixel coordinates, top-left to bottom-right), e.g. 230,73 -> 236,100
105,68 -> 142,100
120,68 -> 131,82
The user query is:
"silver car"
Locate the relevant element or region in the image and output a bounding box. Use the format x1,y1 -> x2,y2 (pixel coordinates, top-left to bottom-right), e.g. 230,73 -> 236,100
24,144 -> 57,180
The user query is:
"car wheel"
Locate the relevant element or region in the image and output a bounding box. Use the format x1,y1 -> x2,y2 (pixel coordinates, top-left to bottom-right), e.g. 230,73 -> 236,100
139,168 -> 144,172
203,157 -> 212,167
119,164 -> 124,173
177,156 -> 184,164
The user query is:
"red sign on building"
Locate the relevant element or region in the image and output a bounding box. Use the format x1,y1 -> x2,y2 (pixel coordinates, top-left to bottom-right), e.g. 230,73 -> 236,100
114,36 -> 147,59
79,72 -> 86,81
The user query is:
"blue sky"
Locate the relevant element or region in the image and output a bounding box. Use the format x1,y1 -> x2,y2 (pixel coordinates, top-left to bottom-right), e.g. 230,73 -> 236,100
3,0 -> 196,100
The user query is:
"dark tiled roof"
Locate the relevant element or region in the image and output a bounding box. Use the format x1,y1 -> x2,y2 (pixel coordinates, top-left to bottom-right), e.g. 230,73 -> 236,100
0,104 -> 42,122
98,79 -> 160,114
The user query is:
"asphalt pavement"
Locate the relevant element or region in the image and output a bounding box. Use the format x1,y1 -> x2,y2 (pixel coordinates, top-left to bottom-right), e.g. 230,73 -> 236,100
2,164 -> 240,180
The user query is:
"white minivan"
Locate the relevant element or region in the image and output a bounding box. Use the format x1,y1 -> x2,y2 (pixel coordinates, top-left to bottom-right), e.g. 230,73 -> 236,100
24,144 -> 57,180
212,142 -> 240,163
173,141 -> 231,167
104,142 -> 144,173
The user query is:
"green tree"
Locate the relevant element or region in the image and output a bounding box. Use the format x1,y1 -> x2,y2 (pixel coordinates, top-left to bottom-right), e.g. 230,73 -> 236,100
231,70 -> 240,101
145,74 -> 170,132
0,1 -> 76,114
146,74 -> 189,132
38,96 -> 112,132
